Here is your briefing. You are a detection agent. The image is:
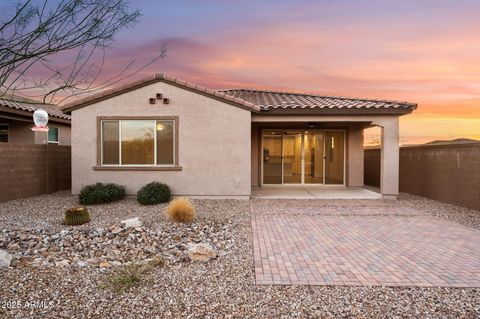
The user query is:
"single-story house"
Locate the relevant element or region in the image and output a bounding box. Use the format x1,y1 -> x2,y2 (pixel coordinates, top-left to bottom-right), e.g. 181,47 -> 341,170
62,73 -> 417,199
0,95 -> 71,145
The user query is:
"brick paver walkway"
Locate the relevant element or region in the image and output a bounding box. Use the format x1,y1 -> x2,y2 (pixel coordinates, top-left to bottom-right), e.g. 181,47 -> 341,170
252,200 -> 480,287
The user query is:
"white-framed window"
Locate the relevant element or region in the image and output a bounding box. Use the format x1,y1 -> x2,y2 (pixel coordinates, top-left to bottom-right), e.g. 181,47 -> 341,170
100,119 -> 176,166
0,123 -> 8,143
48,126 -> 59,144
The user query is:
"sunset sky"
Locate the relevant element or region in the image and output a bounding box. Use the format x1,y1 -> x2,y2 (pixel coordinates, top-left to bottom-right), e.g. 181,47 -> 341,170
10,0 -> 480,144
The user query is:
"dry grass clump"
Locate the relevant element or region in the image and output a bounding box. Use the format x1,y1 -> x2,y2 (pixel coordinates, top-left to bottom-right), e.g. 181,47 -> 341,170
165,197 -> 195,223
100,256 -> 165,293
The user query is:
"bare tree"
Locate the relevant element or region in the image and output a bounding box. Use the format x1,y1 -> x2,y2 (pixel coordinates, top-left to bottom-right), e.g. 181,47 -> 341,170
0,0 -> 166,104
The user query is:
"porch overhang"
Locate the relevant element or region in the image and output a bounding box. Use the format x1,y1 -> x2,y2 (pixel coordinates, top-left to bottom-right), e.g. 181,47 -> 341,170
251,116 -> 402,199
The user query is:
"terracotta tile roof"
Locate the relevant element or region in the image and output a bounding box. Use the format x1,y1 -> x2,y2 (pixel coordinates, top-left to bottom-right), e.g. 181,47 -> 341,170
61,73 -> 261,113
60,73 -> 417,115
0,95 -> 71,120
220,88 -> 417,113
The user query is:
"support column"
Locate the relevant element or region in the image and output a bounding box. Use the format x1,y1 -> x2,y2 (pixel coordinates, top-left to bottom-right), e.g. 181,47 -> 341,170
347,126 -> 364,187
380,118 -> 399,199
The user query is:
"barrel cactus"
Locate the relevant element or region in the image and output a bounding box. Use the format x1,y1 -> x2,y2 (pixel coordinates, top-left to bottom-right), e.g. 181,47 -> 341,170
64,207 -> 91,226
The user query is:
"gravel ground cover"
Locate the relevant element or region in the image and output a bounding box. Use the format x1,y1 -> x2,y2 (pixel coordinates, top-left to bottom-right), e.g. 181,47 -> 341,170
398,193 -> 480,230
0,191 -> 479,318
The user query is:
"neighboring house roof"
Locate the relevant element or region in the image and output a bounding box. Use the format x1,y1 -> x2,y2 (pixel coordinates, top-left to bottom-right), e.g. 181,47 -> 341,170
60,73 -> 417,115
424,138 -> 479,145
220,88 -> 417,114
61,73 -> 260,113
0,95 -> 71,120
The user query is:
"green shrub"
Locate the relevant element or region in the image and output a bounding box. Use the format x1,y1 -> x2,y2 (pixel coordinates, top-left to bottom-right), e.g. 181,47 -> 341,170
64,206 -> 91,225
79,183 -> 125,205
136,182 -> 170,205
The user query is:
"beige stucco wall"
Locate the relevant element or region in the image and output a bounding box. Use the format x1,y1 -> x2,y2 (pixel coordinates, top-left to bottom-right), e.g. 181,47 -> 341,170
347,126 -> 364,187
34,125 -> 71,145
1,119 -> 70,145
71,81 -> 252,198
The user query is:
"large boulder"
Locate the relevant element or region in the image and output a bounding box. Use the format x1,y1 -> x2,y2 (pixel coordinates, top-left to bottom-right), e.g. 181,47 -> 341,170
187,243 -> 217,261
0,250 -> 12,268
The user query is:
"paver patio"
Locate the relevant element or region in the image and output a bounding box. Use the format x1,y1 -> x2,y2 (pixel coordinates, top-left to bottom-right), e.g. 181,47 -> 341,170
252,199 -> 480,287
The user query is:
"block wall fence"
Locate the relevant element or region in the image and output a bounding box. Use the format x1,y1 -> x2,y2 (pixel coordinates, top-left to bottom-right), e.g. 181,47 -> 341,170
364,143 -> 480,211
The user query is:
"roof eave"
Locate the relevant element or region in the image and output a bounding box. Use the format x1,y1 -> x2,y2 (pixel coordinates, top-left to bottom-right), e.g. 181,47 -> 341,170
258,107 -> 416,116
61,73 -> 260,114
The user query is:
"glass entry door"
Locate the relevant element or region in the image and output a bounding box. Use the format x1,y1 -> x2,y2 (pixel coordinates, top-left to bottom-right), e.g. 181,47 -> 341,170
262,131 -> 282,184
262,130 -> 344,185
282,132 -> 302,184
304,131 -> 324,184
325,131 -> 345,184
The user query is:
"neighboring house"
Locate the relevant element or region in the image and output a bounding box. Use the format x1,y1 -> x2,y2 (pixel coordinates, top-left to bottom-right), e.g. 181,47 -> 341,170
424,138 -> 479,146
62,73 -> 417,199
0,95 -> 71,145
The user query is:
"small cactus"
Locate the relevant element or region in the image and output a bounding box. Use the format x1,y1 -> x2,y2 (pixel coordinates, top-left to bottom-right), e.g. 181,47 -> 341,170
64,207 -> 91,226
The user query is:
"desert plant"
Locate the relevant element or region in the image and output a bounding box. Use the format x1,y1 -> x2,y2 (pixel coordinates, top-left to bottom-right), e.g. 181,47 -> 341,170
100,264 -> 144,293
137,182 -> 171,205
79,183 -> 126,205
64,207 -> 91,226
99,257 -> 165,293
165,197 -> 195,223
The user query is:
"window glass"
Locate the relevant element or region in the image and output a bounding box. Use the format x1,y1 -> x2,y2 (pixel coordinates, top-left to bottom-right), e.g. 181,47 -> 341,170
48,126 -> 59,143
101,119 -> 176,166
121,120 -> 155,165
0,124 -> 8,142
156,120 -> 174,164
102,121 -> 119,164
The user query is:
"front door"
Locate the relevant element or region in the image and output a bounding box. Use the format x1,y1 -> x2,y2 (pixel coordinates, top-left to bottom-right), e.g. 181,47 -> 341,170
262,130 -> 344,185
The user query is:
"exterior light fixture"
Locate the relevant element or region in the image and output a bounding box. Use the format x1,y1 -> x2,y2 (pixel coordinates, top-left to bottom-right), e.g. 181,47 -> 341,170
31,109 -> 49,132
156,123 -> 164,131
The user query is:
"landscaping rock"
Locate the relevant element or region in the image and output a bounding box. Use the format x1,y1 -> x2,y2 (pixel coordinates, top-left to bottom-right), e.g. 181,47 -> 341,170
121,217 -> 143,228
187,243 -> 217,261
55,259 -> 70,267
7,242 -> 20,250
0,249 -> 12,268
111,226 -> 123,234
1,194 -> 478,318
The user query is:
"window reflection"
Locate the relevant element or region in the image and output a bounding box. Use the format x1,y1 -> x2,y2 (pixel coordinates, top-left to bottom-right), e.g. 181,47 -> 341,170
121,120 -> 155,165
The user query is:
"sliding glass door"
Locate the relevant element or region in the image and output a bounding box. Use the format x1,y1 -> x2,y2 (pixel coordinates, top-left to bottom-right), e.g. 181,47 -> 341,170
304,131 -> 324,184
325,131 -> 345,185
262,130 -> 344,185
282,132 -> 302,184
262,131 -> 282,184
